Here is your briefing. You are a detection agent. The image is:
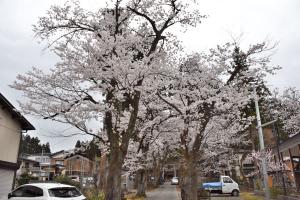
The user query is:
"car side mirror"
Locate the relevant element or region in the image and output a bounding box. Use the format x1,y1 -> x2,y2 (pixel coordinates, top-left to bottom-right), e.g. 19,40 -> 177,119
8,193 -> 12,199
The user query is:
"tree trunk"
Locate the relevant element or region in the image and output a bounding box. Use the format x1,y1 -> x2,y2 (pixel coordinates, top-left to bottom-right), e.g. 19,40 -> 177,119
136,169 -> 147,197
153,163 -> 161,188
104,151 -> 123,200
182,160 -> 198,200
97,154 -> 108,190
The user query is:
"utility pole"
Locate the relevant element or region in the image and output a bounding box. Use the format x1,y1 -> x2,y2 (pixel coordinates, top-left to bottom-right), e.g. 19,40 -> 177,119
40,148 -> 44,180
253,87 -> 270,200
48,157 -> 51,181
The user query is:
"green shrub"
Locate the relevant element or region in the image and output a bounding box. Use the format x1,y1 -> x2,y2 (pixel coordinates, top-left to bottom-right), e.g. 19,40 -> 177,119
82,188 -> 105,200
255,179 -> 262,191
270,186 -> 284,199
17,172 -> 38,186
54,175 -> 80,188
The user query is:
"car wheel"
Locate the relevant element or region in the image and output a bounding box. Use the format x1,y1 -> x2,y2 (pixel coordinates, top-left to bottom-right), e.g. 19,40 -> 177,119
231,189 -> 239,197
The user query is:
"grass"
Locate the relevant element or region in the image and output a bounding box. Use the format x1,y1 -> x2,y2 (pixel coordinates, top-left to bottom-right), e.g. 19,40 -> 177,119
240,192 -> 264,200
124,193 -> 145,200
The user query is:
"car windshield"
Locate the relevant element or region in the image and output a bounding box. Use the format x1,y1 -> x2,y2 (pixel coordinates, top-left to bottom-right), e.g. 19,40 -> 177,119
48,187 -> 81,198
172,177 -> 178,179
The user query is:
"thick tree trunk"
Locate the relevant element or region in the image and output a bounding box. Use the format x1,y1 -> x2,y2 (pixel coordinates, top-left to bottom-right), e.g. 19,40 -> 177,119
136,169 -> 147,197
182,160 -> 198,200
103,88 -> 141,200
153,163 -> 161,188
97,154 -> 108,190
104,151 -> 123,200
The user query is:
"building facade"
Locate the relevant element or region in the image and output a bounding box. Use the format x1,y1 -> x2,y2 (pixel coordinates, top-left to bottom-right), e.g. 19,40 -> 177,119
0,93 -> 35,199
272,133 -> 300,191
64,154 -> 94,177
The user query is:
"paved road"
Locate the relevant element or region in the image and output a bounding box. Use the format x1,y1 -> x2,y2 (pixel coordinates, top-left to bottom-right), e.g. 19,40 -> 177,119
145,183 -> 241,200
209,194 -> 241,200
146,183 -> 180,200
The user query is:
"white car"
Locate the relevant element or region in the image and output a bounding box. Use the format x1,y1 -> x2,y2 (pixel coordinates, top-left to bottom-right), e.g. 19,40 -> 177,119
171,177 -> 179,185
7,183 -> 86,200
68,175 -> 80,182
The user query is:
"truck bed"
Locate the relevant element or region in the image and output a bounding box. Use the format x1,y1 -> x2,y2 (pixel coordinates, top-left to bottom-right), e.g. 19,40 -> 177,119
202,182 -> 222,190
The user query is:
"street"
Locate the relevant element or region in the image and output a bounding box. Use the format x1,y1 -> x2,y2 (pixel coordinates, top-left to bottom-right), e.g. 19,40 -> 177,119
209,194 -> 241,200
146,183 -> 241,200
146,183 -> 180,200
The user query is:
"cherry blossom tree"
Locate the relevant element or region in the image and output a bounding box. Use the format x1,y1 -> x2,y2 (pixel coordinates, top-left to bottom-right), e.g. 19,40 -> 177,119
11,0 -> 203,199
124,130 -> 177,197
267,88 -> 300,137
124,93 -> 179,197
156,42 -> 279,199
245,149 -> 285,179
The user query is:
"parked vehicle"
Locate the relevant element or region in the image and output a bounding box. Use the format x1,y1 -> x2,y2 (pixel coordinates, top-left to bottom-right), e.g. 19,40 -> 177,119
202,175 -> 239,196
171,177 -> 179,185
82,177 -> 94,187
68,175 -> 80,182
7,183 -> 86,200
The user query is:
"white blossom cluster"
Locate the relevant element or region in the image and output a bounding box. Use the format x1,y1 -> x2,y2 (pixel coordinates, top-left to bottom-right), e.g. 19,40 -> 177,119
267,88 -> 300,136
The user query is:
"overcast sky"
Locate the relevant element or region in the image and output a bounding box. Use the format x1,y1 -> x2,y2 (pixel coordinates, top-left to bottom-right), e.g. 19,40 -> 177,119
0,0 -> 299,152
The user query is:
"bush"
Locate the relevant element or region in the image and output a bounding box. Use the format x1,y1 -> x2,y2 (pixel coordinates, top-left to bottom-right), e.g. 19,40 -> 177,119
54,175 -> 80,188
17,172 -> 38,186
255,179 -> 262,191
82,188 -> 105,200
270,186 -> 284,199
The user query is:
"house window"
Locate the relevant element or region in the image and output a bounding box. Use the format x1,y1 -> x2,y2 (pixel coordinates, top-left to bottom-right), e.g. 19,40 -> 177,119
25,162 -> 29,168
55,160 -> 64,165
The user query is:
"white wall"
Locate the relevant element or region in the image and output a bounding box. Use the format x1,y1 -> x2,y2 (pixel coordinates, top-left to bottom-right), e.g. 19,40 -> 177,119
0,108 -> 21,163
0,169 -> 14,199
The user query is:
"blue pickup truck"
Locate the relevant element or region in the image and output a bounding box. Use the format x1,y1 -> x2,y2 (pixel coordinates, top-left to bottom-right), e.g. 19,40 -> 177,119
202,176 -> 239,196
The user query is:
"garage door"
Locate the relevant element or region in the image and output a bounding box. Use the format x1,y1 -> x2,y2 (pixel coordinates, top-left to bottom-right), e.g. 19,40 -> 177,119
0,169 -> 14,199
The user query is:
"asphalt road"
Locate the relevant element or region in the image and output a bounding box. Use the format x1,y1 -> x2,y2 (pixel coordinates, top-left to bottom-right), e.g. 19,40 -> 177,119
146,183 -> 180,200
210,194 -> 241,200
145,183 -> 241,200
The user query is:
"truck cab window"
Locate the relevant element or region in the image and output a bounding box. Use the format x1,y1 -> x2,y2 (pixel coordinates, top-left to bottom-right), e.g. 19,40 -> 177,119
223,177 -> 233,183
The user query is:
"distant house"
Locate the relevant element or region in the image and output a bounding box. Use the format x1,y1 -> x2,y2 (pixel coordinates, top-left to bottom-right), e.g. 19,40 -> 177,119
50,150 -> 67,177
64,153 -> 94,177
18,150 -> 67,181
18,150 -> 96,183
26,153 -> 52,181
0,93 -> 35,198
16,157 -> 39,178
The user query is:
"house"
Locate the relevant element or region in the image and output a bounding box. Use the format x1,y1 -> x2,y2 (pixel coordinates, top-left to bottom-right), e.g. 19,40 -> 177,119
0,93 -> 35,198
271,133 -> 300,191
26,153 -> 52,181
18,150 -> 96,183
16,156 -> 39,178
50,150 -> 67,177
64,153 -> 94,178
